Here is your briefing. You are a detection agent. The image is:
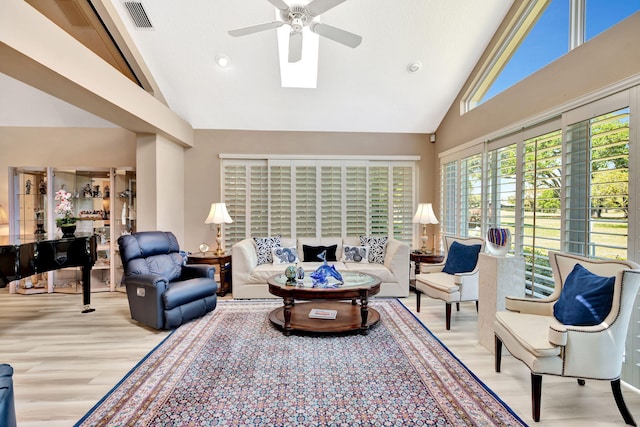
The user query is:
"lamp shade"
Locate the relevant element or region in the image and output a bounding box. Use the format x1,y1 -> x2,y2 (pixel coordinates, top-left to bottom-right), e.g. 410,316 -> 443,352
204,203 -> 233,225
412,203 -> 439,225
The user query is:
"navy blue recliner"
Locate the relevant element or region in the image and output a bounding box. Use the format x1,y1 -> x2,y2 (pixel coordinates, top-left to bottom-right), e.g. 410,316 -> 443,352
118,231 -> 218,329
0,364 -> 17,427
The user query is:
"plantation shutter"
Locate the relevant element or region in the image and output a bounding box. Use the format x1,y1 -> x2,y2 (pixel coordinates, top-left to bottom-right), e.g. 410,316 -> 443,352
269,162 -> 292,237
441,161 -> 457,237
368,164 -> 389,235
346,165 -> 367,236
565,107 -> 629,259
521,128 -> 563,296
392,165 -> 413,242
321,165 -> 342,236
223,163 -> 247,247
222,157 -> 416,244
459,153 -> 483,237
295,164 -> 317,237
486,143 -> 518,236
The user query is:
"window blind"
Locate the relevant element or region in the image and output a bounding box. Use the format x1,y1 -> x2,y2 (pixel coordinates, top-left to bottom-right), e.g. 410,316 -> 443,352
223,158 -> 416,244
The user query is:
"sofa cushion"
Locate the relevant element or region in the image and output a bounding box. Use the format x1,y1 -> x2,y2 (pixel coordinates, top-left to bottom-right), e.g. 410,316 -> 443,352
272,246 -> 299,264
553,263 -> 615,326
303,244 -> 338,262
442,241 -> 482,274
343,262 -> 395,283
359,236 -> 388,264
253,236 -> 281,265
415,272 -> 459,294
341,245 -> 369,263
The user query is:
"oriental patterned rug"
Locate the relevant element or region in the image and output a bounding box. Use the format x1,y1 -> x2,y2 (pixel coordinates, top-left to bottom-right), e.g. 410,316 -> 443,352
76,299 -> 527,426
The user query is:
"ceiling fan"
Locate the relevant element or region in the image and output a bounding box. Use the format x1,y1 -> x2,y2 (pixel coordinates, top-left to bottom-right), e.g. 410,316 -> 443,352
228,0 -> 362,63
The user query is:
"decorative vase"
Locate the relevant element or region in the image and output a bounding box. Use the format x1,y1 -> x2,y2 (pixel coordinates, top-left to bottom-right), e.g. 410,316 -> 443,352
60,224 -> 77,238
486,227 -> 511,256
284,265 -> 297,285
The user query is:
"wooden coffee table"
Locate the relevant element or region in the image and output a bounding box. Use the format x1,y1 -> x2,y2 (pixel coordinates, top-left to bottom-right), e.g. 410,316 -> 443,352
267,271 -> 381,336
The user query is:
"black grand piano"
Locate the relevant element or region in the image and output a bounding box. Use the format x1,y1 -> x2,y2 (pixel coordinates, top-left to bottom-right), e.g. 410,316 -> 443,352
0,233 -> 98,313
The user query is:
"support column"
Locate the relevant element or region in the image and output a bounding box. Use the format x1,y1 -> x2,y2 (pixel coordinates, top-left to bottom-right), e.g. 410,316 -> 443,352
136,134 -> 185,243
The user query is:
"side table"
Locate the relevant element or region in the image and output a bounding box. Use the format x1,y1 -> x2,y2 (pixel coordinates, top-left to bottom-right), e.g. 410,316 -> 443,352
187,252 -> 232,297
409,251 -> 444,291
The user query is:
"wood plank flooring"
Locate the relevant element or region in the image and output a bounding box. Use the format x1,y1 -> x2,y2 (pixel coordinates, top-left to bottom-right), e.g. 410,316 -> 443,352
0,287 -> 638,426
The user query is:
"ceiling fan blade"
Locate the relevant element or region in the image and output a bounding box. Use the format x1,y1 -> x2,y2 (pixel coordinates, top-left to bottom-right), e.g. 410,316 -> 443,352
266,0 -> 290,11
228,21 -> 284,37
288,31 -> 303,62
310,22 -> 362,48
306,0 -> 347,17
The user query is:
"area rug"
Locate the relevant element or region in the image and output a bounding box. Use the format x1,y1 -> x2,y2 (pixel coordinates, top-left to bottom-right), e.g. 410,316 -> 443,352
76,299 -> 527,426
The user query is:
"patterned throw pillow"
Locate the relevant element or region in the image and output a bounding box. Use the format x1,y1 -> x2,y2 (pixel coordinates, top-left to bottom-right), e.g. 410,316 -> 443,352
253,236 -> 281,265
359,236 -> 388,264
341,245 -> 370,263
272,246 -> 300,265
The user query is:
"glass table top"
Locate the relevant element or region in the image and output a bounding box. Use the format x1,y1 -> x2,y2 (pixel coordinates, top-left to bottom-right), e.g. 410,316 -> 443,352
269,271 -> 380,290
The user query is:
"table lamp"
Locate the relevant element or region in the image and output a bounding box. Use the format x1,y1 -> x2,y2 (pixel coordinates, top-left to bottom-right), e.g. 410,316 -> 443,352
204,202 -> 233,256
412,203 -> 439,253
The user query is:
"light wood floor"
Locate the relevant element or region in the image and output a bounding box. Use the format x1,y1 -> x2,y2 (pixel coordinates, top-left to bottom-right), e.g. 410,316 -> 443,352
0,287 -> 638,426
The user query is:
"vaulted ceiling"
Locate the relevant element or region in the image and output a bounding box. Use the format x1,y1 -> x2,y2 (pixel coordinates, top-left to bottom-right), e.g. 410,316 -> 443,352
1,0 -> 515,134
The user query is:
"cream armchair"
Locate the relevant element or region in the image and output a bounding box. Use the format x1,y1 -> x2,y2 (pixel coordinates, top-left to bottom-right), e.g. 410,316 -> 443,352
414,235 -> 485,330
494,251 -> 640,424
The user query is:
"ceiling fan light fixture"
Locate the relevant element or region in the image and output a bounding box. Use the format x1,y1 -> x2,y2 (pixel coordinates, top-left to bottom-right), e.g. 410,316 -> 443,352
215,54 -> 231,68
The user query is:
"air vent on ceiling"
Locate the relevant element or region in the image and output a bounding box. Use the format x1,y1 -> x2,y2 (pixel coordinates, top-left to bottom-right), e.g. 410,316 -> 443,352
123,1 -> 153,29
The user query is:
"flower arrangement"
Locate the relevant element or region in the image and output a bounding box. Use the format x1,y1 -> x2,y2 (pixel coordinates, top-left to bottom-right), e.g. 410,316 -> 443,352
54,189 -> 76,227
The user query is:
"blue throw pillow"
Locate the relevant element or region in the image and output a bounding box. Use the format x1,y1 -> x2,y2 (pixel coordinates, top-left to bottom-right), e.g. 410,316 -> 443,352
553,263 -> 615,326
442,241 -> 482,274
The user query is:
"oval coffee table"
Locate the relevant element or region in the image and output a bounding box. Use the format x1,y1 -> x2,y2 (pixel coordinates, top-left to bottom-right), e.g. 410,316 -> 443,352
267,271 -> 381,336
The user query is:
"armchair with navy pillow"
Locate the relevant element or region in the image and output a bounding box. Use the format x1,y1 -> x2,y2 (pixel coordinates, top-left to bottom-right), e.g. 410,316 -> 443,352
118,231 -> 218,330
414,235 -> 485,330
494,251 -> 640,425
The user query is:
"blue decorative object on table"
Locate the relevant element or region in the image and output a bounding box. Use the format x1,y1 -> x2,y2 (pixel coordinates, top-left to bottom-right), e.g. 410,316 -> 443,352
296,266 -> 305,281
310,250 -> 343,287
284,265 -> 297,285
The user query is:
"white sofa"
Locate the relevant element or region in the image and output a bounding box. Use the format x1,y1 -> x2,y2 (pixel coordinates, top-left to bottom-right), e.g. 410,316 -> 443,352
231,237 -> 410,299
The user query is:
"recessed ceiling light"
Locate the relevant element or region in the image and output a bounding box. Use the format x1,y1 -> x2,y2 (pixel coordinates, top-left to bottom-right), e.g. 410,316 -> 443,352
215,54 -> 231,68
407,61 -> 422,73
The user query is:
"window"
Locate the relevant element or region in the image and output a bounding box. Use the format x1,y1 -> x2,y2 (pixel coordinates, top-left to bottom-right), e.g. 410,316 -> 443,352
222,158 -> 416,246
565,108 -> 629,259
521,129 -> 563,296
486,142 -> 518,241
481,0 -> 567,105
441,161 -> 458,237
440,152 -> 483,238
465,0 -> 640,109
586,0 -> 640,41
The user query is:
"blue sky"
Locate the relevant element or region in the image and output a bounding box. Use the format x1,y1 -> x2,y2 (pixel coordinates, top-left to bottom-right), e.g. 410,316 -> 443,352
482,0 -> 640,102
